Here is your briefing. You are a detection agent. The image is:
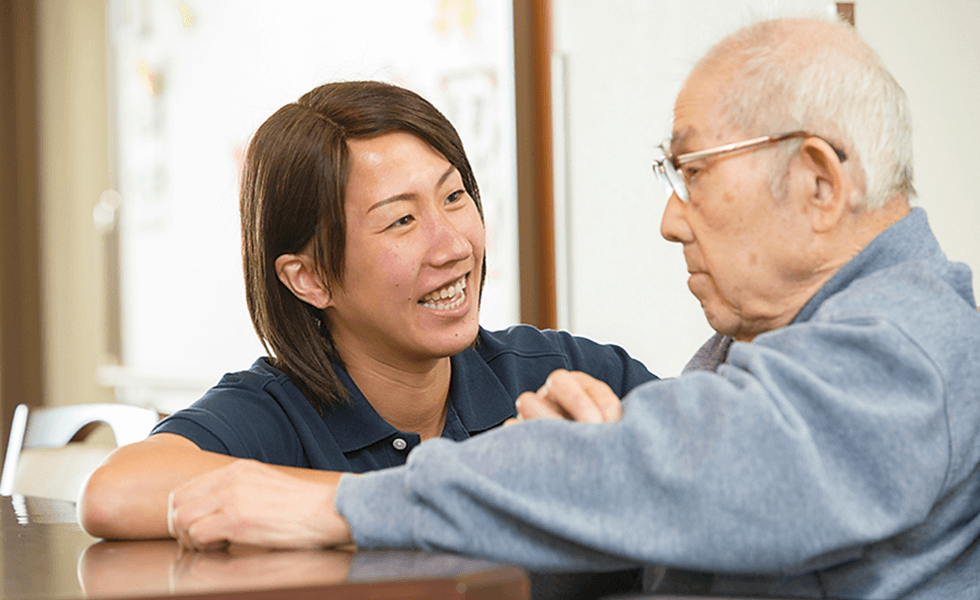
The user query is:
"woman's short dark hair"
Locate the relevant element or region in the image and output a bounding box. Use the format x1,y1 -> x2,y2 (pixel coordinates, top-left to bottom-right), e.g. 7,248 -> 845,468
240,81 -> 483,412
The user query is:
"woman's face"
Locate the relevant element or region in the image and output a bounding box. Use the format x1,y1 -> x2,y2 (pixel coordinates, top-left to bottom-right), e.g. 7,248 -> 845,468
324,131 -> 485,367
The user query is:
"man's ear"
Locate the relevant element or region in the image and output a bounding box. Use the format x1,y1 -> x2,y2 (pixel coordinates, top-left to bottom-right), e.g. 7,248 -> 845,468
798,137 -> 851,233
274,253 -> 332,309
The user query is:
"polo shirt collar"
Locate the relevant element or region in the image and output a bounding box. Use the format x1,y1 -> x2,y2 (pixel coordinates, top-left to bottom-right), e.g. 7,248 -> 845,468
322,366 -> 399,454
448,341 -> 517,432
322,342 -> 515,454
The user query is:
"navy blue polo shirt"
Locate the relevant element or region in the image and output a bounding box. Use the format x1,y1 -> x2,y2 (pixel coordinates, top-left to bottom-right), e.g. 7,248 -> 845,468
152,325 -> 657,473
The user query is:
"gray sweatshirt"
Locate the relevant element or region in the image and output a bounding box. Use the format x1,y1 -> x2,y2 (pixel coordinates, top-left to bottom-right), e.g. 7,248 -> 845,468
337,208 -> 980,599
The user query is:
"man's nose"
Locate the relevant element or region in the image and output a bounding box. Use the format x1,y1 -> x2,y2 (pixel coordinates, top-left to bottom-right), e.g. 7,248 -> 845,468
660,192 -> 692,243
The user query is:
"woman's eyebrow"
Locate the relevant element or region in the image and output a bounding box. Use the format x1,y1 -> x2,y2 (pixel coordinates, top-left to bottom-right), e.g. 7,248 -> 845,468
435,165 -> 457,188
367,165 -> 458,213
368,193 -> 413,213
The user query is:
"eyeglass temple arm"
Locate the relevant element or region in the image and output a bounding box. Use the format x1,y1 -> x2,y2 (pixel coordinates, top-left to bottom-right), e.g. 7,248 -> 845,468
675,131 -> 846,165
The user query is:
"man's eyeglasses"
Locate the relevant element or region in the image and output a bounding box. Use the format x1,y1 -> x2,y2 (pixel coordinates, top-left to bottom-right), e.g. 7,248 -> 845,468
651,131 -> 847,202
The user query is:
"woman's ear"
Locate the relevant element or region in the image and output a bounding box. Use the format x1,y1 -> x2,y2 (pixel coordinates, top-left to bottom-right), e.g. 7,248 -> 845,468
798,137 -> 852,233
274,253 -> 332,309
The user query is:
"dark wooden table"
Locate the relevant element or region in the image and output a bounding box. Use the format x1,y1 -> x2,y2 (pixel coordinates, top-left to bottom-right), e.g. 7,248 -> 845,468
0,494 -> 529,600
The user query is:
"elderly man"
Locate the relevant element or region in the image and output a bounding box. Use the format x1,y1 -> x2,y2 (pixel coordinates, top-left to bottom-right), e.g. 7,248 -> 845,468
168,16 -> 980,599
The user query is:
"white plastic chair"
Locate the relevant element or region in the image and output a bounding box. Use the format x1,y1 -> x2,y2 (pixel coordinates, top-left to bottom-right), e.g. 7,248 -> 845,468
0,403 -> 159,499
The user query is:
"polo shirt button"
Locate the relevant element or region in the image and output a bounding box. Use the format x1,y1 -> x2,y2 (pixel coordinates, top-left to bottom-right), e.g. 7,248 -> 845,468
392,438 -> 408,451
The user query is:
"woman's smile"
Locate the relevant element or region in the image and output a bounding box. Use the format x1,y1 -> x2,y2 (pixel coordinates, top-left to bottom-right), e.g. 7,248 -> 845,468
419,275 -> 468,311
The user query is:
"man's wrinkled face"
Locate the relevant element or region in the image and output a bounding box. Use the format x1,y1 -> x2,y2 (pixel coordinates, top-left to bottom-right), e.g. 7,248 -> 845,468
659,69 -> 817,342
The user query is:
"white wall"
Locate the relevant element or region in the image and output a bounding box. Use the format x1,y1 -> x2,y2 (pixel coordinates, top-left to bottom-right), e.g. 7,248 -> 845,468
554,0 -> 980,377
858,0 -> 980,307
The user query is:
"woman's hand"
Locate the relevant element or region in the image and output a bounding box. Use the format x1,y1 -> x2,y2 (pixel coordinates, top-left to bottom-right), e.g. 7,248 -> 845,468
167,460 -> 353,551
507,369 -> 623,425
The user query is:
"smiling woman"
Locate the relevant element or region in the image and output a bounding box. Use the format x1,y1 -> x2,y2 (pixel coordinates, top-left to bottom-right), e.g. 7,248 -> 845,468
77,81 -> 658,544
317,133 -> 485,381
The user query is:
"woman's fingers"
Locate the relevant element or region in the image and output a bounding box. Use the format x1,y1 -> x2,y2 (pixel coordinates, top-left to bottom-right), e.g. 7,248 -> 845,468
515,370 -> 622,424
167,460 -> 351,551
513,390 -> 566,420
561,371 -> 622,422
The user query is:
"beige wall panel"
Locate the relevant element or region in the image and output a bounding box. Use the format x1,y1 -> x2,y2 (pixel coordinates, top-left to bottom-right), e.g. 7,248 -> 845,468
37,0 -> 114,408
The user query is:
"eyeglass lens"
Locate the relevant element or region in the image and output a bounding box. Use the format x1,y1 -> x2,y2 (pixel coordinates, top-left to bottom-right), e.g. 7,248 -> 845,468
653,145 -> 688,202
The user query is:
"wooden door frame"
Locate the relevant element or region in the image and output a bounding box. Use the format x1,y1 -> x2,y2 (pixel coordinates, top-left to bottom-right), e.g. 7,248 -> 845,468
513,0 -> 557,330
0,0 -> 43,447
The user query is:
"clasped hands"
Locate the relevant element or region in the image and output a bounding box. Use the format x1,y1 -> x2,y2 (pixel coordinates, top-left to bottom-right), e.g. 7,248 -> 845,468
509,368 -> 624,424
168,369 -> 620,551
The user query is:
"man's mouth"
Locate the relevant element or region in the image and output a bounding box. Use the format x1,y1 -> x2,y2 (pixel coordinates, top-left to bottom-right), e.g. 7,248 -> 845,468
419,276 -> 467,310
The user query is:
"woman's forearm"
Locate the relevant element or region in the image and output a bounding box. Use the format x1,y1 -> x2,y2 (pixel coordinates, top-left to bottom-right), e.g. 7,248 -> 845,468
79,434 -> 238,539
78,433 -> 343,541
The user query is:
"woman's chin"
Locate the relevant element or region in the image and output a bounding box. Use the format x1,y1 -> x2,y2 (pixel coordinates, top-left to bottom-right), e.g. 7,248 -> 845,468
427,317 -> 481,358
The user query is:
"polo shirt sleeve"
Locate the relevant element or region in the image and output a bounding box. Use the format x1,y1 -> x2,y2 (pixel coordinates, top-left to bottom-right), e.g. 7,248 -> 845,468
477,326 -> 657,400
545,329 -> 659,396
151,368 -> 309,467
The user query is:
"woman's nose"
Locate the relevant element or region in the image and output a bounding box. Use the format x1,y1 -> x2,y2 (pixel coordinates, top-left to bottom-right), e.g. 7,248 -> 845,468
429,212 -> 472,265
660,192 -> 692,244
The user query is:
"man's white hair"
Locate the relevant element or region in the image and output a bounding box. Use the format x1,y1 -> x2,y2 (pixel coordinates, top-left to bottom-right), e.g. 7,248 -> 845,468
700,17 -> 915,209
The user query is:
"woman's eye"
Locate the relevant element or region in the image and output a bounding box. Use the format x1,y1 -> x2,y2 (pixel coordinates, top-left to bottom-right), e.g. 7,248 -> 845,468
391,215 -> 414,228
446,190 -> 465,204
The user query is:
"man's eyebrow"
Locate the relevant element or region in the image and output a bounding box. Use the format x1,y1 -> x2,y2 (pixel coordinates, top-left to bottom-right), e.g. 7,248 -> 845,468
670,128 -> 696,155
367,165 -> 459,213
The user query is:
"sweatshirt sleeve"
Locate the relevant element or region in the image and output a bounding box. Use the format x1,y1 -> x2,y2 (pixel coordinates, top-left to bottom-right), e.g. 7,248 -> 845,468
335,317 -> 952,572
336,469 -> 418,549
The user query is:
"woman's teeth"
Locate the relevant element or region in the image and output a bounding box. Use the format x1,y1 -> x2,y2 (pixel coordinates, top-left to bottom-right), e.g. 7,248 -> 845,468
419,277 -> 467,310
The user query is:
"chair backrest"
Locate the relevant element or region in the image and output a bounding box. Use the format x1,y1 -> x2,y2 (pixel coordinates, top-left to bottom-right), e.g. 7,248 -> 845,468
0,403 -> 159,498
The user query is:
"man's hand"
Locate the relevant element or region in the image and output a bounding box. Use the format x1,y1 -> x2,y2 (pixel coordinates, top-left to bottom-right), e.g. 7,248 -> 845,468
507,369 -> 623,425
167,459 -> 353,551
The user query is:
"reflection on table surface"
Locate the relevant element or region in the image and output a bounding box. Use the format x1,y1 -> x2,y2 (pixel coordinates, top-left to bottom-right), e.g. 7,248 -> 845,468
1,494 -> 529,600
79,541 -> 530,598
78,540 -> 355,597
